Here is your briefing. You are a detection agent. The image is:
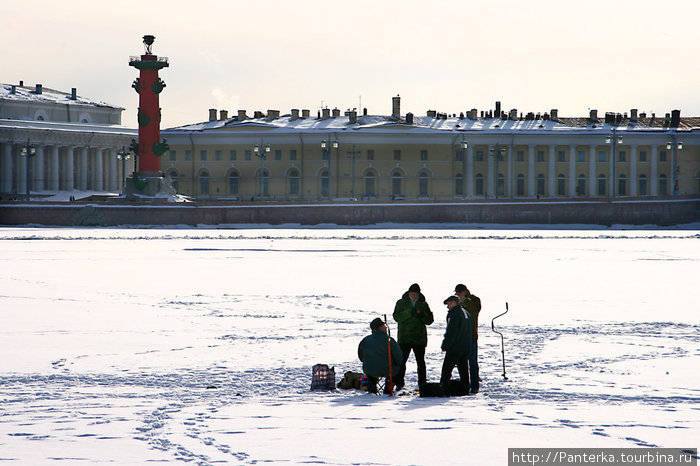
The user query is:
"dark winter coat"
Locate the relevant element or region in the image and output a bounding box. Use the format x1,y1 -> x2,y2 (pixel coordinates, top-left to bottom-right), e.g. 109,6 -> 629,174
393,292 -> 434,346
358,330 -> 403,378
461,293 -> 481,339
441,304 -> 473,356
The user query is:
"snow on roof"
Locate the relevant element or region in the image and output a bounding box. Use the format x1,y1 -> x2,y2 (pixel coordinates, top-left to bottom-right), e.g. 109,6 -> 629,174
0,83 -> 124,110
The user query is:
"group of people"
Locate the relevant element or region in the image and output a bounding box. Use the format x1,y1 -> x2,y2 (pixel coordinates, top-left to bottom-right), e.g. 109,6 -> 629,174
357,283 -> 481,395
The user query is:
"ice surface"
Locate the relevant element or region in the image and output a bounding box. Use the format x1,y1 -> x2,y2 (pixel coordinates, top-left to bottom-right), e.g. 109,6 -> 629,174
0,227 -> 698,464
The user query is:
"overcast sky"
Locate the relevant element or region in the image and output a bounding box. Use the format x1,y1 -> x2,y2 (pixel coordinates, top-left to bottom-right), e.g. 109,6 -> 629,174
4,0 -> 700,129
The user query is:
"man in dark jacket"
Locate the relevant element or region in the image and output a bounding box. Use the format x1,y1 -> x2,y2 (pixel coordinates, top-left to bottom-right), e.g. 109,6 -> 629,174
455,283 -> 481,393
440,295 -> 473,392
358,318 -> 404,394
393,283 -> 434,389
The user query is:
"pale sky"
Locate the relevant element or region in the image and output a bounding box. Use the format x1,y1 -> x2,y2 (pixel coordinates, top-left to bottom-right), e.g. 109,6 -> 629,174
4,0 -> 700,129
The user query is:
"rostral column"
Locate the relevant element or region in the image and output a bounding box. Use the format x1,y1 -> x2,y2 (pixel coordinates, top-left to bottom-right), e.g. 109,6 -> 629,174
127,35 -> 170,194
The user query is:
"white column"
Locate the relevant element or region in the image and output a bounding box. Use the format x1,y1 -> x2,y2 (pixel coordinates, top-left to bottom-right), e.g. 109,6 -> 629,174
34,145 -> 45,191
18,148 -> 27,196
629,145 -> 638,196
487,145 -> 495,197
588,146 -> 596,197
466,146 -> 474,197
49,146 -> 60,191
94,149 -> 104,191
609,146 -> 615,197
650,146 -> 658,196
64,147 -> 75,191
2,143 -> 13,193
548,146 -> 555,197
569,144 -> 577,197
109,148 -> 118,191
79,147 -> 89,190
528,145 -> 535,197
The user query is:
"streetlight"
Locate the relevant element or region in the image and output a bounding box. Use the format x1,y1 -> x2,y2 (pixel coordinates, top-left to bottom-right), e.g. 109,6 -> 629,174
666,138 -> 683,195
320,136 -> 338,200
253,140 -> 271,198
20,139 -> 36,201
489,144 -> 506,198
346,144 -> 361,200
116,146 -> 132,190
605,127 -> 623,198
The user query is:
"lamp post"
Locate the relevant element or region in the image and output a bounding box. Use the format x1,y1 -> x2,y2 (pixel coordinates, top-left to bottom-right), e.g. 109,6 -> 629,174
489,144 -> 505,198
320,136 -> 338,200
116,146 -> 131,190
346,144 -> 361,200
605,126 -> 623,198
666,137 -> 683,195
20,139 -> 36,201
253,140 -> 271,198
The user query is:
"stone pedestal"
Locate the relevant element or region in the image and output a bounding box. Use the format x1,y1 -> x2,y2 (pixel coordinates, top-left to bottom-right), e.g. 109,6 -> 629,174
123,171 -> 177,200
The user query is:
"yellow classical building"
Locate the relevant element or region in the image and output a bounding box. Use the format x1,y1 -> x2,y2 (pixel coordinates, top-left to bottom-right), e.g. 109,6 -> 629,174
161,98 -> 699,201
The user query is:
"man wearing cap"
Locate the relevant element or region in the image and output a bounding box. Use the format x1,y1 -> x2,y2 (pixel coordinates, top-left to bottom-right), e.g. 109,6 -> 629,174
358,318 -> 404,394
455,283 -> 481,393
393,283 -> 434,390
440,295 -> 472,392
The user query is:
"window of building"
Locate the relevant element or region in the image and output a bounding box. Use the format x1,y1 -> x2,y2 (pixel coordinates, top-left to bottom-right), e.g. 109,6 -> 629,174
516,174 -> 525,195
367,149 -> 375,161
200,150 -> 207,161
557,174 -> 566,196
288,169 -> 299,194
420,150 -> 428,161
455,174 -> 464,196
185,150 -> 192,161
290,149 -> 297,161
392,171 -> 402,196
168,150 -> 176,161
597,175 -> 606,196
577,150 -> 585,163
215,150 -> 222,161
639,150 -> 647,162
418,172 -> 429,197
228,171 -> 239,194
199,171 -> 209,195
557,151 -> 566,162
536,174 -> 545,196
659,150 -> 667,162
516,150 -> 525,162
618,175 -> 627,196
476,150 -> 484,162
598,151 -> 606,162
229,150 -> 236,161
659,174 -> 668,195
320,170 -> 329,197
245,150 -> 252,161
638,175 -> 647,195
275,150 -> 282,161
496,174 -> 505,196
394,150 -> 401,161
576,175 -> 586,196
536,150 -> 545,162
475,174 -> 484,195
365,172 -> 376,196
618,150 -> 626,162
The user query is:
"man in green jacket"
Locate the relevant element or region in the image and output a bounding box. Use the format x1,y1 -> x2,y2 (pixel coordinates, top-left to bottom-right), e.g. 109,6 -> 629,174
358,318 -> 404,394
392,283 -> 434,389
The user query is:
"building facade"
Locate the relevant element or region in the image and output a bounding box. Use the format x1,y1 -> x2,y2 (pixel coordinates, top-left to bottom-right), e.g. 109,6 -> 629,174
0,82 -> 134,198
161,102 -> 699,201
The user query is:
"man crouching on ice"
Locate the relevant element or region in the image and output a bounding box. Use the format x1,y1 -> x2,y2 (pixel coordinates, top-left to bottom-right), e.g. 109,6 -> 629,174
440,295 -> 473,392
358,318 -> 404,394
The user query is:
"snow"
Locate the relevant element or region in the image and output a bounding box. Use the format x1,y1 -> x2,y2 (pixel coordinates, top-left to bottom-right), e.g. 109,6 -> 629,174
0,226 -> 698,464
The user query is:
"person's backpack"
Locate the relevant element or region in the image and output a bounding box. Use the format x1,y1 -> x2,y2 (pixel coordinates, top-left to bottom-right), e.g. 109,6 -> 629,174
337,371 -> 363,389
310,364 -> 336,390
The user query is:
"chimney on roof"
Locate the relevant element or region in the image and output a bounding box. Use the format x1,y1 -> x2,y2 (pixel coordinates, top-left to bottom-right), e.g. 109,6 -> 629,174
664,113 -> 671,126
267,109 -> 280,120
406,112 -> 414,125
71,88 -> 77,100
237,109 -> 247,120
392,95 -> 401,119
220,110 -> 228,120
349,110 -> 358,124
550,109 -> 558,121
670,109 -> 680,128
291,109 -> 300,120
495,101 -> 501,118
35,84 -> 43,95
427,110 -> 437,117
322,108 -> 330,119
10,85 -> 16,94
467,109 -> 477,120
363,108 -> 368,116
589,109 -> 598,122
509,109 -> 518,120
19,80 -> 24,87
302,109 -> 310,118
209,108 -> 217,121
332,108 -> 340,118
630,109 -> 638,122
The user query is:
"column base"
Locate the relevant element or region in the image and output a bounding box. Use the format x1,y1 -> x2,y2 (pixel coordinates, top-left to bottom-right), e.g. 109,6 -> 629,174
122,171 -> 184,201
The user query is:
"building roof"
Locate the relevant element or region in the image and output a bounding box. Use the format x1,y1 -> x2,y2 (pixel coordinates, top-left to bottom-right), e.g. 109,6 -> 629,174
0,83 -> 124,110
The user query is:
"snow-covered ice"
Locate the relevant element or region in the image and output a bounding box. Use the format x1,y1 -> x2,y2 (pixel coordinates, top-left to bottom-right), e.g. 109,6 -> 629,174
0,226 -> 698,464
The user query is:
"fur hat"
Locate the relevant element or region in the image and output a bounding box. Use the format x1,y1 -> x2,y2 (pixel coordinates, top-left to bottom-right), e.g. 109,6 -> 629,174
408,283 -> 421,293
